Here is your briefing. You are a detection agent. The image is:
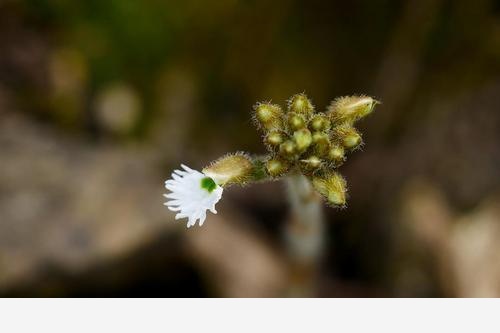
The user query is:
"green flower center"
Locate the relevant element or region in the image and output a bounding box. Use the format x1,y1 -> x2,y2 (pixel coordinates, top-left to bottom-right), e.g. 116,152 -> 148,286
200,177 -> 217,193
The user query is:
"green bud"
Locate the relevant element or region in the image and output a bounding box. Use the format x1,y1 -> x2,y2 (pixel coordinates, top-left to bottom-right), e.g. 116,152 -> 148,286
266,158 -> 289,177
288,93 -> 314,118
327,95 -> 378,125
327,145 -> 345,165
203,152 -> 254,185
293,128 -> 313,153
300,155 -> 322,171
253,102 -> 284,131
309,114 -> 331,132
249,158 -> 268,182
312,172 -> 347,207
343,133 -> 361,149
279,140 -> 297,159
287,112 -> 306,131
334,125 -> 363,150
312,132 -> 330,155
265,130 -> 285,147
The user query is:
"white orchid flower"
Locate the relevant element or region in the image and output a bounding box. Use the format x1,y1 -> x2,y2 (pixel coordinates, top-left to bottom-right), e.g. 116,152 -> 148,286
164,164 -> 223,228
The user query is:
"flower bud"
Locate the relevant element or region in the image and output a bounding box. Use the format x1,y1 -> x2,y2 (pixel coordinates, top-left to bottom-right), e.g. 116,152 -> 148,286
287,112 -> 306,131
253,102 -> 284,131
265,130 -> 285,147
249,158 -> 268,182
203,153 -> 254,185
288,93 -> 314,118
266,158 -> 289,177
279,140 -> 297,159
300,155 -> 322,171
312,172 -> 347,207
327,95 -> 378,125
343,133 -> 361,149
309,114 -> 331,132
312,132 -> 330,155
293,128 -> 313,153
327,144 -> 345,165
334,125 -> 363,150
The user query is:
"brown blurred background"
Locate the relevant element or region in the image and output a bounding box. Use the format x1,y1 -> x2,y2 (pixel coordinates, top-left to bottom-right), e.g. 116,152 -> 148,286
0,0 -> 500,297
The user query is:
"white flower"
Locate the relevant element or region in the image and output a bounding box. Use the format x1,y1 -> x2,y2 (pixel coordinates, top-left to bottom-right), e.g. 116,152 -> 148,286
164,164 -> 223,228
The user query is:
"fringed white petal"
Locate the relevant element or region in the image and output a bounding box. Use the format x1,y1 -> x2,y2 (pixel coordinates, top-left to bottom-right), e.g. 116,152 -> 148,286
163,165 -> 223,228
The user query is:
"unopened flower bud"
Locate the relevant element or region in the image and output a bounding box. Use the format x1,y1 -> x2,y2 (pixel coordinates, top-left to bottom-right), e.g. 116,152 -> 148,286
312,172 -> 347,207
266,158 -> 289,177
327,145 -> 345,165
203,153 -> 254,186
265,130 -> 285,147
334,125 -> 363,150
300,155 -> 322,171
288,93 -> 314,118
253,102 -> 284,131
287,112 -> 306,131
279,140 -> 297,159
327,95 -> 378,125
309,114 -> 331,132
344,133 -> 361,149
312,132 -> 330,155
293,128 -> 313,153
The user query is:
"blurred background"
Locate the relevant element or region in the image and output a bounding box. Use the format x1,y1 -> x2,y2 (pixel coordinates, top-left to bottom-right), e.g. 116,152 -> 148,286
0,0 -> 500,297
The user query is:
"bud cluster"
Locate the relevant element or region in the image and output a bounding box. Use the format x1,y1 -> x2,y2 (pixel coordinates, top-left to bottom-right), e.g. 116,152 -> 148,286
252,93 -> 378,207
166,93 -> 378,229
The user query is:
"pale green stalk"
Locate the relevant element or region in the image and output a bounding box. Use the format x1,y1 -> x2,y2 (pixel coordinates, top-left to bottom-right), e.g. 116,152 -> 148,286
285,172 -> 325,297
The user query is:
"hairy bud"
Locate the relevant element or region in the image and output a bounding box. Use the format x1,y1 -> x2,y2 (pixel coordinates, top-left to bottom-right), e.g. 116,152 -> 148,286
265,130 -> 285,147
312,132 -> 330,155
300,155 -> 322,171
253,102 -> 284,131
312,172 -> 347,207
279,140 -> 297,159
327,95 -> 378,125
203,153 -> 254,185
293,128 -> 313,153
266,158 -> 289,177
287,112 -> 306,131
288,93 -> 314,118
309,114 -> 331,132
327,145 -> 345,165
334,125 -> 363,150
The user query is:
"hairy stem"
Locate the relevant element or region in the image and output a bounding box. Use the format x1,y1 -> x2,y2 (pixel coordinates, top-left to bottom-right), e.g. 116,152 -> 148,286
285,173 -> 325,297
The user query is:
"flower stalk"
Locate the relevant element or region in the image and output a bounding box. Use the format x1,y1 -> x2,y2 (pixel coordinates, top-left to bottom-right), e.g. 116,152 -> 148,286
285,172 -> 324,297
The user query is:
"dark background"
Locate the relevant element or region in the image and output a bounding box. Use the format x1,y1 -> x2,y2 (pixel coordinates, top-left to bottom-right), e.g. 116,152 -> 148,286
0,0 -> 499,297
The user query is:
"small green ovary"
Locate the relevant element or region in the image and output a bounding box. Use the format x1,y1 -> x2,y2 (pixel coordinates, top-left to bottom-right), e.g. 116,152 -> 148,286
200,177 -> 217,193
